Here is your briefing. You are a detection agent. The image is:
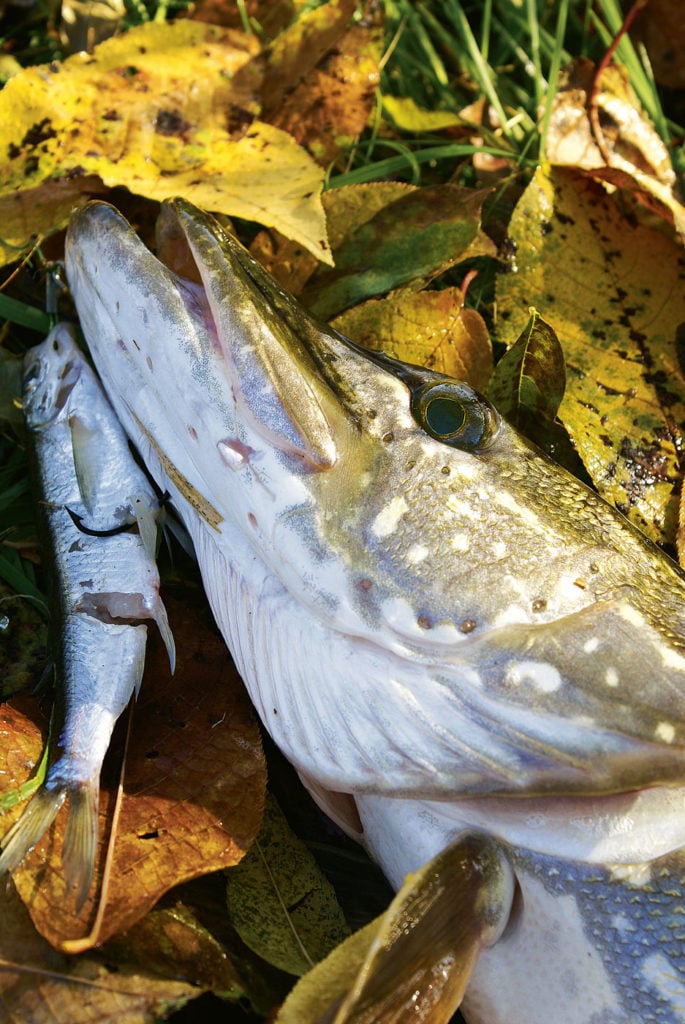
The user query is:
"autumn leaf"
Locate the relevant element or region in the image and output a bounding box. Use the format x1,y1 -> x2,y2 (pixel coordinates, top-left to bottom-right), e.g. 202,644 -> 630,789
0,21 -> 331,266
264,0 -> 382,166
249,183 -> 415,297
0,882 -> 200,1024
545,59 -> 685,235
496,165 -> 685,545
301,184 -> 496,319
1,592 -> 266,951
225,794 -> 350,977
333,287 -> 492,391
275,833 -> 512,1024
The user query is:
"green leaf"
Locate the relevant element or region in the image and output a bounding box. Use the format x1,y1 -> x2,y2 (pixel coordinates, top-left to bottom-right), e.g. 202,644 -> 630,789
302,184 -> 496,319
489,307 -> 566,425
225,794 -> 350,977
0,294 -> 51,334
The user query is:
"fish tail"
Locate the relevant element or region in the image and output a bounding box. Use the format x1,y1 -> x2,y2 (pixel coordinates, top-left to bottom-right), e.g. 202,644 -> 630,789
0,784 -> 67,878
62,781 -> 98,910
0,778 -> 99,910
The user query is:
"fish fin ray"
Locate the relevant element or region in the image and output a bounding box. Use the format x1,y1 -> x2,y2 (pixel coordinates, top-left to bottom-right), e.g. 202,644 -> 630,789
69,414 -> 103,515
0,785 -> 66,877
62,781 -> 98,911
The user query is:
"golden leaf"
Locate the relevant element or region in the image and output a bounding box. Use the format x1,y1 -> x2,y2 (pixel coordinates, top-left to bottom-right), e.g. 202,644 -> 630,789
0,21 -> 331,266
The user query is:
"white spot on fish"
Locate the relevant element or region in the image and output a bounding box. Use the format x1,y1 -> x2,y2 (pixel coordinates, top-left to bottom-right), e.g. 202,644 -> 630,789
506,660 -> 562,693
407,543 -> 429,564
492,540 -> 508,559
445,494 -> 475,519
493,605 -> 530,628
641,952 -> 685,1012
371,496 -> 408,538
618,603 -> 647,629
583,636 -> 600,654
660,645 -> 685,673
656,721 -> 676,743
451,534 -> 470,553
604,667 -> 619,687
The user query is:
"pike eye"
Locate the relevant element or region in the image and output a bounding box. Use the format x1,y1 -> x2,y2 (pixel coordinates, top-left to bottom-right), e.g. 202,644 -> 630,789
413,382 -> 499,451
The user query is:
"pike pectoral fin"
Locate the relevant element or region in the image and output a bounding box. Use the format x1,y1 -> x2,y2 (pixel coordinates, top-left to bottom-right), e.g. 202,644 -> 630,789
276,833 -> 513,1024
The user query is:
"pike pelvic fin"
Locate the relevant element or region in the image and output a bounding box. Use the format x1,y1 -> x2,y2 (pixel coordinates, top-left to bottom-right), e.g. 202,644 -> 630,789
0,778 -> 99,911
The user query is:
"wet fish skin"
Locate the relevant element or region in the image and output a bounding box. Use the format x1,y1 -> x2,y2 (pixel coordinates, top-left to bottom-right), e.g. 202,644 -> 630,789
0,324 -> 174,908
65,200 -> 685,1020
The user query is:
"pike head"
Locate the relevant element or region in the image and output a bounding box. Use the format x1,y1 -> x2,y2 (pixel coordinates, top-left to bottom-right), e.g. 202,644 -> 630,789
65,199 -> 685,802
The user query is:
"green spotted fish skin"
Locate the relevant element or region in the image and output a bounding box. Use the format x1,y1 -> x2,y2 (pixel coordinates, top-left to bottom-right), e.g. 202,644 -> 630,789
65,199 -> 685,1019
0,324 -> 174,909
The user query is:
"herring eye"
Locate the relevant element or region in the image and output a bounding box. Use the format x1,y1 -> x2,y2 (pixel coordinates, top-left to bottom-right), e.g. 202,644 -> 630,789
412,381 -> 499,451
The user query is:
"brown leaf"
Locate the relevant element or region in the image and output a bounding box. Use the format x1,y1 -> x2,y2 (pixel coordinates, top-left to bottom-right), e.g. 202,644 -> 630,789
1,592 -> 266,951
0,882 -> 199,1024
545,58 -> 685,235
266,1 -> 382,166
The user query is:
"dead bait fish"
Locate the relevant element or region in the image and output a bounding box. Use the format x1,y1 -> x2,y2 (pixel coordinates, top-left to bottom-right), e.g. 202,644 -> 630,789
65,200 -> 685,1021
0,324 -> 174,908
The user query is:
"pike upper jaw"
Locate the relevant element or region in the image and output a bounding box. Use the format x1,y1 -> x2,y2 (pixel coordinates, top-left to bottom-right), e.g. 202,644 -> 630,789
66,200 -> 352,503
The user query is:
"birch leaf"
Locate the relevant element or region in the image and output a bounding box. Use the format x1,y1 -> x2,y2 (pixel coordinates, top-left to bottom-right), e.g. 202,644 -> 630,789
333,287 -> 492,392
1,592 -> 267,951
0,21 -> 331,265
225,794 -> 350,977
496,166 -> 685,545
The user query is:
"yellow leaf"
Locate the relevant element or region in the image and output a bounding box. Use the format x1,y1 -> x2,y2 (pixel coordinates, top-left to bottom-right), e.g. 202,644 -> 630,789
0,21 -> 331,265
333,288 -> 492,392
496,166 -> 685,545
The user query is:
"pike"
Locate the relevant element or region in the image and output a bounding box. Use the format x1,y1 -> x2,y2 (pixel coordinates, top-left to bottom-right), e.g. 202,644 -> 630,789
65,199 -> 685,1022
0,324 -> 174,908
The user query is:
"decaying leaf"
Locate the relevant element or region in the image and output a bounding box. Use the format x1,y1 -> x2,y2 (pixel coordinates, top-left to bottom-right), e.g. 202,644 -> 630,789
333,287 -> 492,392
109,900 -> 245,1000
275,833 -> 513,1024
302,184 -> 496,319
1,592 -> 266,951
496,166 -> 685,545
546,58 -> 685,236
0,882 -> 200,1024
0,21 -> 331,266
225,794 -> 350,977
265,0 -> 382,166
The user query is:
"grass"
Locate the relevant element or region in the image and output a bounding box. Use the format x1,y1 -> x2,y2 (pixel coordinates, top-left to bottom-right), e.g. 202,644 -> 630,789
328,0 -> 684,191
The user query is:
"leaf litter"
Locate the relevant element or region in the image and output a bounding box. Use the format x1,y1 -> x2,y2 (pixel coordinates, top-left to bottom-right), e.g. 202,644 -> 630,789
2,2 -> 685,1022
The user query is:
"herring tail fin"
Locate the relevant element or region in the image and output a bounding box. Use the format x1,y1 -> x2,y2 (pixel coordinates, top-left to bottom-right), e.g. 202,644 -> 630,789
0,785 -> 67,877
63,782 -> 98,911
